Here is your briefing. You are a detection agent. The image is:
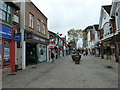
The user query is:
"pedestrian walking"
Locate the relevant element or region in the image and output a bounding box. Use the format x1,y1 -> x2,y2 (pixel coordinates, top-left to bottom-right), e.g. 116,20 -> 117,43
92,51 -> 95,57
90,51 -> 92,56
83,51 -> 86,56
86,51 -> 88,56
51,52 -> 55,63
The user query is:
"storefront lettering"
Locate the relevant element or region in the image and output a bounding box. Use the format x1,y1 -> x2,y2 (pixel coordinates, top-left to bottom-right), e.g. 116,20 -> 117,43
26,33 -> 32,39
33,36 -> 46,42
0,24 -> 12,39
25,31 -> 49,44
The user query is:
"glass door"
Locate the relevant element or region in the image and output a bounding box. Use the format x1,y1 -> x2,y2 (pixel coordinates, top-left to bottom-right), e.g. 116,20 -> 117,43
0,39 -> 2,67
4,40 -> 10,66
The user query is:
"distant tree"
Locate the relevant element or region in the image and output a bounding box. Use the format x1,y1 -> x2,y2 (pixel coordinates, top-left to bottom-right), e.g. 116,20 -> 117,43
67,29 -> 84,44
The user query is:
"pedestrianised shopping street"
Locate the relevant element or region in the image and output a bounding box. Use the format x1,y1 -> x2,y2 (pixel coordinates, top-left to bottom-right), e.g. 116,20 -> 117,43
3,55 -> 118,88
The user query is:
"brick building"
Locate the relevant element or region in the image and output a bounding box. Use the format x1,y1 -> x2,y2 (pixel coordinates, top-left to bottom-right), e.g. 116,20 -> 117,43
16,0 -> 49,69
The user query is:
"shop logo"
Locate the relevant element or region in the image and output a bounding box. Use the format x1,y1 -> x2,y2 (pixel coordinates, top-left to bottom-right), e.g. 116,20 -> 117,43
27,33 -> 32,39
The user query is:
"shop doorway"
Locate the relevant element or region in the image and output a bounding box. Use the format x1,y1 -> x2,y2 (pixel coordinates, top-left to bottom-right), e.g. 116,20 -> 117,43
26,43 -> 38,66
0,39 -> 15,71
0,39 -> 2,67
4,40 -> 10,66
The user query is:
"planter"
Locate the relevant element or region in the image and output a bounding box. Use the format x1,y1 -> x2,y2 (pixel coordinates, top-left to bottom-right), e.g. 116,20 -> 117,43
74,55 -> 81,64
71,54 -> 81,64
71,54 -> 76,61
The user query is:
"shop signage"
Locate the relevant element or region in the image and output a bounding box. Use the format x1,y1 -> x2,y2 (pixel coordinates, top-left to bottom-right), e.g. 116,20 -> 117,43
26,32 -> 32,39
14,34 -> 21,42
25,30 -> 49,44
0,24 -> 12,39
33,35 -> 46,43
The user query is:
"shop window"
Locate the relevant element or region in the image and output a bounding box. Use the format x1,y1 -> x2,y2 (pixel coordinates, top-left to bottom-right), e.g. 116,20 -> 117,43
39,45 -> 42,48
0,39 -> 2,67
111,48 -> 115,55
40,49 -> 43,55
43,46 -> 46,48
4,41 -> 10,66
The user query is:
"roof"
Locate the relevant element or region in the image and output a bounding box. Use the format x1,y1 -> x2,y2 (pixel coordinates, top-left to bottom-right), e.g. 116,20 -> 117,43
48,30 -> 56,35
84,26 -> 93,32
110,2 -> 118,16
102,5 -> 112,15
93,24 -> 99,31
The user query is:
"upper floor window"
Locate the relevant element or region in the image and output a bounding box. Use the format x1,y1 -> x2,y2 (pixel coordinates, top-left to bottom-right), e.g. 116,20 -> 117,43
103,12 -> 106,19
103,23 -> 112,37
0,1 -> 12,24
37,19 -> 40,32
29,13 -> 34,28
43,24 -> 46,34
116,8 -> 120,31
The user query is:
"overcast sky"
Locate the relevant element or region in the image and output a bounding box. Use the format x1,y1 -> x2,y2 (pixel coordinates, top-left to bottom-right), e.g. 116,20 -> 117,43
31,0 -> 112,38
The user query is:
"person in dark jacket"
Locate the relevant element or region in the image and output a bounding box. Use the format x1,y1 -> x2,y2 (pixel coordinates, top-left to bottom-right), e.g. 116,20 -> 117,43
51,52 -> 55,63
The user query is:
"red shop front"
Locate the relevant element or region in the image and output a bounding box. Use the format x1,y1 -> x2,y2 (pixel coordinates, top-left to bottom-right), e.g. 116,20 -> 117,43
0,24 -> 16,72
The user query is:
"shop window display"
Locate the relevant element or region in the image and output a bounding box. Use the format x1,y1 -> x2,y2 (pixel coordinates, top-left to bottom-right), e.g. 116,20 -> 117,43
4,41 -> 10,66
37,44 -> 47,62
0,39 -> 2,67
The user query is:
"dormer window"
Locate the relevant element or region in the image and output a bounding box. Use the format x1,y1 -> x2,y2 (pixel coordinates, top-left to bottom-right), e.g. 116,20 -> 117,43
103,12 -> 106,19
103,23 -> 113,37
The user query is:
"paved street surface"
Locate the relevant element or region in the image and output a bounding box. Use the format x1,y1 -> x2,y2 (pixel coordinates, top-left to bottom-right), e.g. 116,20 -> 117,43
2,55 -> 118,88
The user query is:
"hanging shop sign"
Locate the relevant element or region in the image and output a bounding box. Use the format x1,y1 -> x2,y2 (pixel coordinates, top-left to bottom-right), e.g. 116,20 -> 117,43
0,24 -> 12,39
14,33 -> 21,42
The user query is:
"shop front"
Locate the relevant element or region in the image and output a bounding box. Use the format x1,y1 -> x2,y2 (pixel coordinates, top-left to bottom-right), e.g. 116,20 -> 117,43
59,46 -> 63,57
116,33 -> 120,62
0,24 -> 15,72
48,45 -> 59,60
103,38 -> 116,60
95,43 -> 101,57
24,30 -> 49,66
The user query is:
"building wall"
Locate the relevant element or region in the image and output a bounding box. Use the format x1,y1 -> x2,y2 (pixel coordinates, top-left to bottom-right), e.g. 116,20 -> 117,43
95,31 -> 99,43
25,2 -> 48,39
0,2 -> 20,73
87,31 -> 91,48
99,8 -> 111,29
115,1 -> 120,32
15,1 -> 49,69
